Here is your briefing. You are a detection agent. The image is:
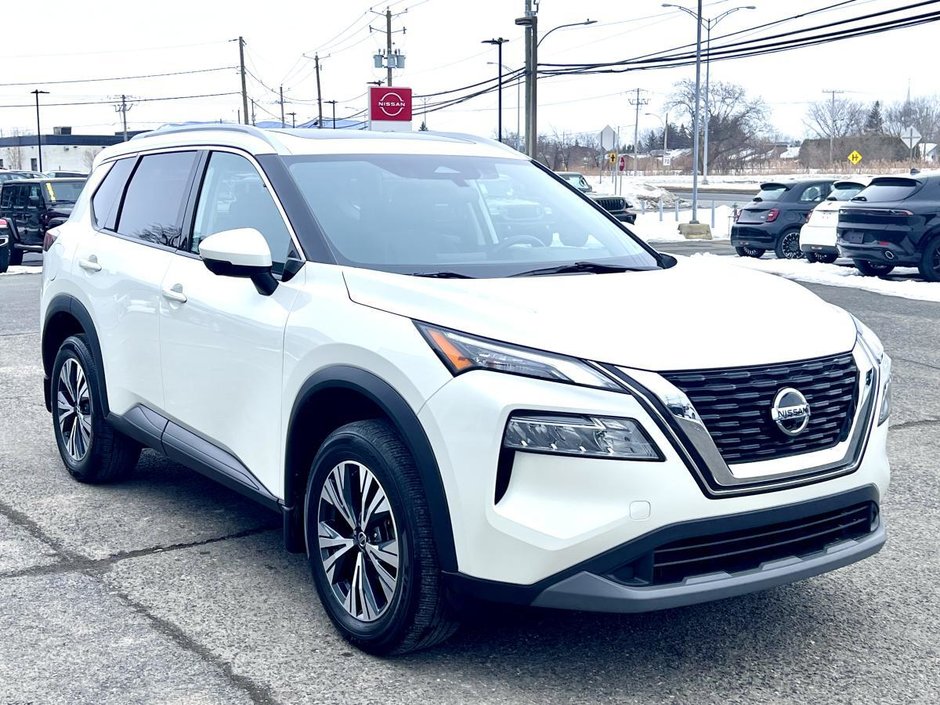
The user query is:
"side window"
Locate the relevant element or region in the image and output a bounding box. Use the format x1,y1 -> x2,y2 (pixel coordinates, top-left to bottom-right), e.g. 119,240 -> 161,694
12,185 -> 27,209
800,185 -> 823,202
191,151 -> 292,270
28,184 -> 42,207
0,186 -> 12,210
116,151 -> 197,247
92,158 -> 135,230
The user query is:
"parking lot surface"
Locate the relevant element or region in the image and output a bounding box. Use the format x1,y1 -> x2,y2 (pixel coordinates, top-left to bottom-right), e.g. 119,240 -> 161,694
1,271 -> 938,705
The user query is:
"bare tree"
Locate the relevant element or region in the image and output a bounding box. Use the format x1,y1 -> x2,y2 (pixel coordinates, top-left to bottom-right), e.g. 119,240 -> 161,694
668,79 -> 770,172
804,97 -> 866,140
884,96 -> 940,142
4,129 -> 25,169
82,148 -> 102,171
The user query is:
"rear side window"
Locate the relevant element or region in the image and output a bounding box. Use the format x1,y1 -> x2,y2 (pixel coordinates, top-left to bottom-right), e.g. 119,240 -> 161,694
853,178 -> 921,203
92,158 -> 134,230
116,151 -> 198,247
828,182 -> 865,201
799,184 -> 828,202
0,186 -> 13,209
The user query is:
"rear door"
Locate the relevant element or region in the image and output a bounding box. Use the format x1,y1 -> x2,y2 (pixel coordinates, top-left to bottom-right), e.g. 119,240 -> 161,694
159,149 -> 304,494
74,151 -> 201,416
738,183 -> 789,223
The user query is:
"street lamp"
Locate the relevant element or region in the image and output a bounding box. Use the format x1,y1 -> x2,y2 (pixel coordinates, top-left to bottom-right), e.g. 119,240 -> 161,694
663,3 -> 755,185
489,61 -> 521,150
515,9 -> 597,158
31,89 -> 49,172
481,38 -> 509,143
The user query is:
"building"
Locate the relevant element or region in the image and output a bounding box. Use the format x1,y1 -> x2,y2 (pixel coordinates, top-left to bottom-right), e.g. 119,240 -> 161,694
0,127 -> 127,172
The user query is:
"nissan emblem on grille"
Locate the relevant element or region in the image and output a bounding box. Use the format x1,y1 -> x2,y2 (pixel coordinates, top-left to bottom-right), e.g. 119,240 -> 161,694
771,388 -> 811,436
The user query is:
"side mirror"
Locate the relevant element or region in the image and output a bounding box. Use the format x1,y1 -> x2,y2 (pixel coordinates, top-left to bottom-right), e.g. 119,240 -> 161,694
198,227 -> 278,296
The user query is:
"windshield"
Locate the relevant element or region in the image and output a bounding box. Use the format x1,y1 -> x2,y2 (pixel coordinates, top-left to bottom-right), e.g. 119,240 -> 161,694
45,180 -> 85,203
754,185 -> 788,201
828,182 -> 866,201
286,155 -> 660,277
853,178 -> 920,202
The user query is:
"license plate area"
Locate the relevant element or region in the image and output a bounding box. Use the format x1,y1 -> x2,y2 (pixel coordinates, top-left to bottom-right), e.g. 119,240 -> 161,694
843,231 -> 864,244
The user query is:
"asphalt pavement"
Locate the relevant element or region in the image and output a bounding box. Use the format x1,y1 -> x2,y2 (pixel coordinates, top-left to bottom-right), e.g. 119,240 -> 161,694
1,262 -> 938,705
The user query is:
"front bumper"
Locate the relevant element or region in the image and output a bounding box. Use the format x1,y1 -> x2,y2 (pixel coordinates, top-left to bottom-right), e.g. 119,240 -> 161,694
447,485 -> 884,612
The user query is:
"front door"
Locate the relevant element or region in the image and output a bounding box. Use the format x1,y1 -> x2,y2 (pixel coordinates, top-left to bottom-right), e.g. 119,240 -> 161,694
159,150 -> 303,495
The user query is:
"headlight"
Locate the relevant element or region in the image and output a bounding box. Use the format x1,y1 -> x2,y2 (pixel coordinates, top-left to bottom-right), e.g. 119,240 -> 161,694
417,324 -> 621,391
503,413 -> 661,460
853,316 -> 891,425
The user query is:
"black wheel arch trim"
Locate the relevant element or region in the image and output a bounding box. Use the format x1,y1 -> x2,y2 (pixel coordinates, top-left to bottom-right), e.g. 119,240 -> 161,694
285,365 -> 458,572
42,294 -> 108,415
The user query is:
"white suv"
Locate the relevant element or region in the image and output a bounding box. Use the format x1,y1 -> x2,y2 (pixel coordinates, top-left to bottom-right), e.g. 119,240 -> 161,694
40,125 -> 891,655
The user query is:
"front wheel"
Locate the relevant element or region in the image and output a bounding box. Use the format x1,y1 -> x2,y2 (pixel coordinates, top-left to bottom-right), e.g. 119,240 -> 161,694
734,246 -> 764,258
804,251 -> 819,263
774,230 -> 803,259
305,419 -> 458,655
918,235 -> 940,282
817,253 -> 838,264
51,335 -> 141,483
853,260 -> 895,277
8,245 -> 23,266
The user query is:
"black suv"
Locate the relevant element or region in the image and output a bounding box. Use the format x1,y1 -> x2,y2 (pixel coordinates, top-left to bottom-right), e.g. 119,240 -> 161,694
731,180 -> 834,259
0,178 -> 86,265
555,171 -> 637,224
837,174 -> 940,281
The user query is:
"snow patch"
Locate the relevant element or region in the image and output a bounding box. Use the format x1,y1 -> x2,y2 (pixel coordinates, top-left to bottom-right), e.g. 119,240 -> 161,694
0,265 -> 40,276
632,205 -> 736,242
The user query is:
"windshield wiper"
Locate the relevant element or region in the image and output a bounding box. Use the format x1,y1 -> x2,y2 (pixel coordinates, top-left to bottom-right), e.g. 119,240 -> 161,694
412,271 -> 476,279
510,261 -> 645,277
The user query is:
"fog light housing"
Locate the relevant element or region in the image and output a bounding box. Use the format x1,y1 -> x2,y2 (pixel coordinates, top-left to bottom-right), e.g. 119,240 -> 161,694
503,413 -> 662,461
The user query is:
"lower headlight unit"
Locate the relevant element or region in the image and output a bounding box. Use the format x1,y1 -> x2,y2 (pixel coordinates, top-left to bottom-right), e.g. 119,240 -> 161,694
503,413 -> 662,460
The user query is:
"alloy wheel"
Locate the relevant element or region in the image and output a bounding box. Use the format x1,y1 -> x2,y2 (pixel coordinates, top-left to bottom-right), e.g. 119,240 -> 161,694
318,461 -> 400,622
57,358 -> 92,462
780,232 -> 802,259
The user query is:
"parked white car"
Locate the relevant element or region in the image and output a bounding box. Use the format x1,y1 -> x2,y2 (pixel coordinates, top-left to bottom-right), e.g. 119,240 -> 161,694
800,177 -> 874,262
40,126 -> 891,655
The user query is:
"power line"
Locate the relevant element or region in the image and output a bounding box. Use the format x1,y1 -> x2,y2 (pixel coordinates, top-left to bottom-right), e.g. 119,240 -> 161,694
0,65 -> 237,88
0,91 -> 240,110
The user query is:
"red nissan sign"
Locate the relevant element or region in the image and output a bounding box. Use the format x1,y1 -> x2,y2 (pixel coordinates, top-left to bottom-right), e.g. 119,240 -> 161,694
370,86 -> 413,122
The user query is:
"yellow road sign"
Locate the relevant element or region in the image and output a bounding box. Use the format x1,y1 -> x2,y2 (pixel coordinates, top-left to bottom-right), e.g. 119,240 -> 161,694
848,150 -> 863,165
608,151 -> 617,165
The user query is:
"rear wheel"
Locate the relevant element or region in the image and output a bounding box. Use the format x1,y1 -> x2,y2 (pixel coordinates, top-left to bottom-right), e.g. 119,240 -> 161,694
804,251 -> 819,263
305,419 -> 458,655
8,245 -> 23,266
734,246 -> 764,258
918,235 -> 940,282
51,335 -> 141,483
853,259 -> 895,277
817,253 -> 838,264
774,230 -> 803,259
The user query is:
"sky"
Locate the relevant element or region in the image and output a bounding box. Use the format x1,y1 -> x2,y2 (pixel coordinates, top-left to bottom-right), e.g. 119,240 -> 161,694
0,0 -> 937,143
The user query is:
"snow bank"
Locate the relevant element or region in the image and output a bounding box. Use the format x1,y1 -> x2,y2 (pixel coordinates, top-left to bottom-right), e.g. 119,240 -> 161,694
696,254 -> 940,303
632,205 -> 736,241
0,265 -> 40,276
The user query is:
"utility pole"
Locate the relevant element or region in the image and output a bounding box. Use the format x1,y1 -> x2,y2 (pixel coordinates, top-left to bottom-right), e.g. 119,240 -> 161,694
31,89 -> 49,171
279,85 -> 286,128
250,98 -> 257,126
370,8 -> 407,88
315,54 -> 323,128
482,38 -> 509,143
822,89 -> 844,167
629,88 -> 649,176
288,111 -> 297,128
113,94 -> 134,141
325,100 -> 337,129
516,1 -> 538,158
689,0 -> 703,224
237,36 -> 249,126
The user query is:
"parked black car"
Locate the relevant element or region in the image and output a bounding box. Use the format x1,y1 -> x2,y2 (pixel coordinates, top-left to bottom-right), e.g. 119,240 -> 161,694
0,216 -> 11,273
0,178 -> 86,265
837,174 -> 940,281
555,171 -> 638,224
731,179 -> 834,259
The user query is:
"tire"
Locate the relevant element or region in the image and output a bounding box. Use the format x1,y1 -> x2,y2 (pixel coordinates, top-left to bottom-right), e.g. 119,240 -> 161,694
918,235 -> 940,282
817,253 -> 838,264
51,335 -> 141,483
0,245 -> 9,273
853,259 -> 895,277
804,251 -> 819,263
8,245 -> 23,266
774,230 -> 803,260
305,419 -> 459,655
734,246 -> 764,258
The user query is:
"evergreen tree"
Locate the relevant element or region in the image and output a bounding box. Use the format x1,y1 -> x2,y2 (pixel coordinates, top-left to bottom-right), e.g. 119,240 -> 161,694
864,101 -> 884,134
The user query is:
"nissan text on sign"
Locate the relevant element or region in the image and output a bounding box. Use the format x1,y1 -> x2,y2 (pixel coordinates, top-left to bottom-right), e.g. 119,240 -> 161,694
369,86 -> 413,132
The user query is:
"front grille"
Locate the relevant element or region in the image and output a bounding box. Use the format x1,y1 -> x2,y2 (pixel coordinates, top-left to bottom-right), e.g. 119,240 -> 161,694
647,502 -> 877,585
594,196 -> 626,212
662,353 -> 859,464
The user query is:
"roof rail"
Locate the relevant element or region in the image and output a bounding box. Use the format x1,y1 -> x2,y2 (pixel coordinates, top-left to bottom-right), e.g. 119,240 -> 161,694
131,123 -> 278,149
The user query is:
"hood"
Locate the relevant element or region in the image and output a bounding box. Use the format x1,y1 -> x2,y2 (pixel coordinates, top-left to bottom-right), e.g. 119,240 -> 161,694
343,257 -> 857,372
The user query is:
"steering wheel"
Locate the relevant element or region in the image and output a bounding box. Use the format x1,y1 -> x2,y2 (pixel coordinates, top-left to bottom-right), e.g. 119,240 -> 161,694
493,235 -> 547,254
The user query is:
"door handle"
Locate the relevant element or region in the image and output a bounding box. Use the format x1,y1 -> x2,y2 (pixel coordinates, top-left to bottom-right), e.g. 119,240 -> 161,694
162,284 -> 187,304
78,255 -> 101,272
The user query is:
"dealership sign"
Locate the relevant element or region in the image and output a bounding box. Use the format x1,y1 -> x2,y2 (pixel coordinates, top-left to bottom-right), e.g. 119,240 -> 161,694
369,87 -> 413,131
